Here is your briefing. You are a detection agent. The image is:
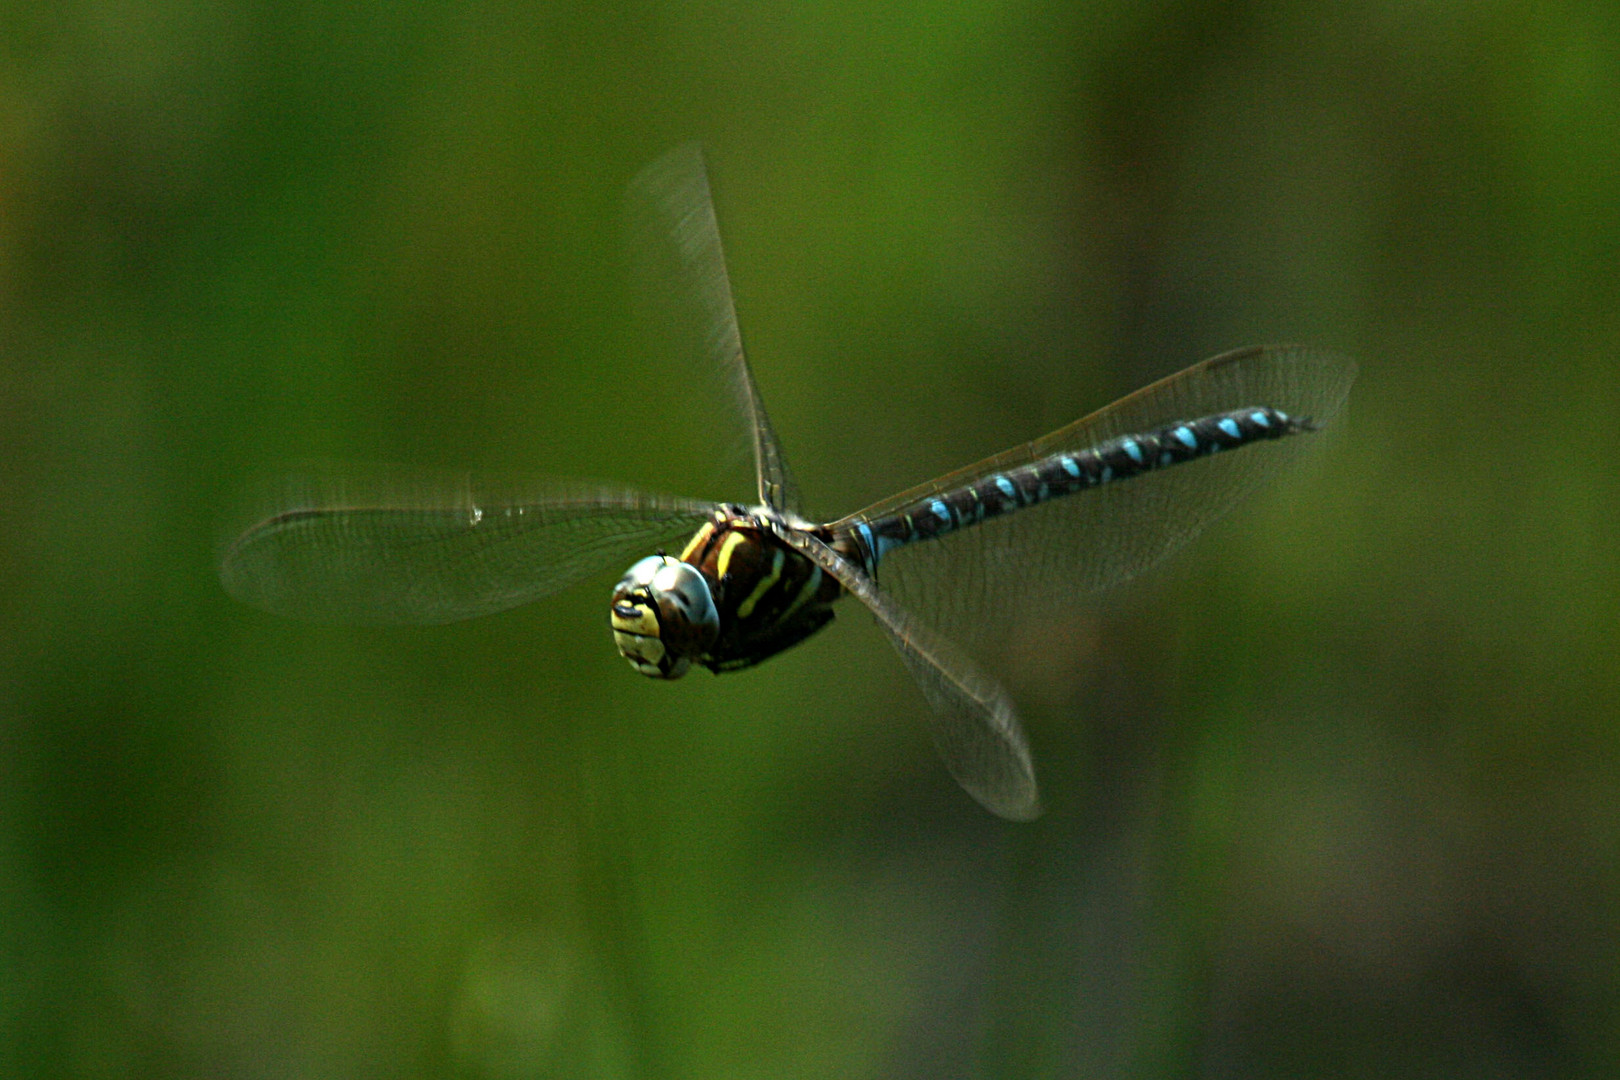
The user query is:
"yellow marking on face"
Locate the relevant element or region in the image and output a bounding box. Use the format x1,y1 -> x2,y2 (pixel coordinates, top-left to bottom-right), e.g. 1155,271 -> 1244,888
678,524 -> 713,563
777,565 -> 823,624
715,530 -> 750,581
614,630 -> 665,666
611,602 -> 660,637
735,549 -> 785,619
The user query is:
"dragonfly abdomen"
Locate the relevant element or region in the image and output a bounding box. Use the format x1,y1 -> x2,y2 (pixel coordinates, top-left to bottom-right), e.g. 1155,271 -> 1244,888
845,405 -> 1310,567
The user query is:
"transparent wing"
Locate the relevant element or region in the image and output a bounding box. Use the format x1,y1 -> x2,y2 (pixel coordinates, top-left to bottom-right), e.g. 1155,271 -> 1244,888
829,345 -> 1357,655
776,525 -> 1040,821
220,471 -> 715,624
624,142 -> 801,515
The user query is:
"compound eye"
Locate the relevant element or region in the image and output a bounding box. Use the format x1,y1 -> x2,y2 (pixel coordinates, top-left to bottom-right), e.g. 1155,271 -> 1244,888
649,560 -> 720,645
609,555 -> 719,679
616,555 -> 669,594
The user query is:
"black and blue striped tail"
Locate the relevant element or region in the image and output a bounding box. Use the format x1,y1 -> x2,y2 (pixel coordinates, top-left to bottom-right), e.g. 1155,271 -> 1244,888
845,405 -> 1312,567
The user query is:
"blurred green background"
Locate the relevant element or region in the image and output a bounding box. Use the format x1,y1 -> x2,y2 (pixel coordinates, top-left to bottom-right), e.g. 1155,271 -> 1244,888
3,1 -> 1617,1076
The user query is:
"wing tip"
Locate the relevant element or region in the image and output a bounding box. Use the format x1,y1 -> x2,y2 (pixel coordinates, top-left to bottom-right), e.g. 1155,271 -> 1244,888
987,789 -> 1044,821
1205,342 -> 1359,380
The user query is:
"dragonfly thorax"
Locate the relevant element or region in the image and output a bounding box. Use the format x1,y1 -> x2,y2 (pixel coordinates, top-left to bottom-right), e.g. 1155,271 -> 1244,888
609,507 -> 849,680
610,555 -> 720,679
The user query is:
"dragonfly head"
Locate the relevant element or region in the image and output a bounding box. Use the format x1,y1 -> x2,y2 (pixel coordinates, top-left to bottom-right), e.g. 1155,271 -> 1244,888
610,555 -> 720,678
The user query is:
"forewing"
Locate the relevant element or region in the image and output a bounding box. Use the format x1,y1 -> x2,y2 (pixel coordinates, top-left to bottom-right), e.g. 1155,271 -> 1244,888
220,471 -> 714,624
778,526 -> 1041,821
624,142 -> 801,514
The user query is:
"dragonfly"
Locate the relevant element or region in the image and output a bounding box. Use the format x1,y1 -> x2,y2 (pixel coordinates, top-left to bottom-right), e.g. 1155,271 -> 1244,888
220,143 -> 1356,820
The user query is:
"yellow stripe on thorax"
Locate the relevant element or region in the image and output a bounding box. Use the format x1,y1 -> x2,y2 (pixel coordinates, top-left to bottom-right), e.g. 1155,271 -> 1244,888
678,523 -> 716,563
714,529 -> 750,580
736,549 -> 785,619
776,566 -> 823,624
